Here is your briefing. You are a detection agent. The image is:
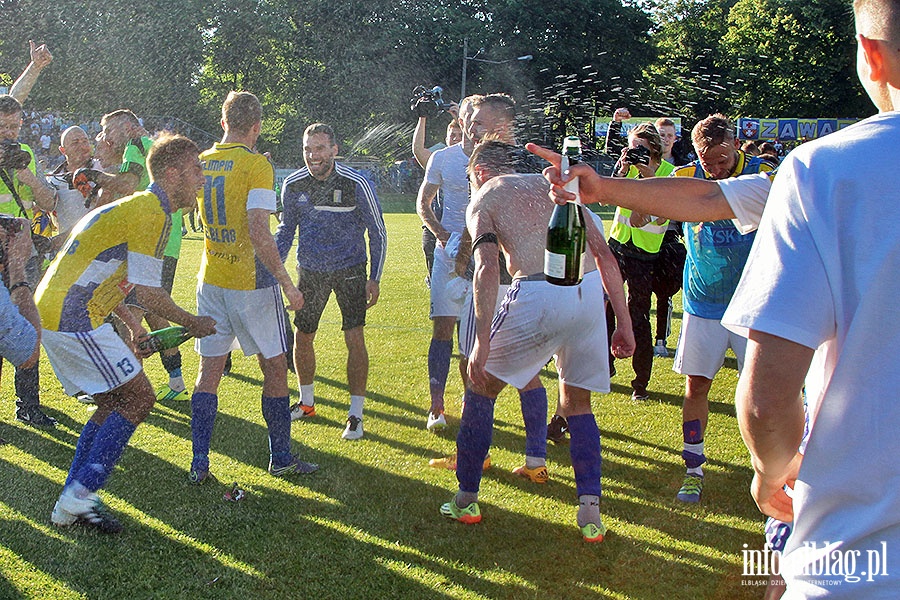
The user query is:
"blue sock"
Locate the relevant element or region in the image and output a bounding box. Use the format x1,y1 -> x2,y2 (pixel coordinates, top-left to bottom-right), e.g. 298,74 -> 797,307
456,389 -> 495,494
191,392 -> 218,471
261,395 -> 292,466
683,419 -> 704,444
427,339 -> 453,400
65,420 -> 100,487
682,419 -> 706,470
73,412 -> 137,492
519,387 -> 548,459
568,413 -> 602,497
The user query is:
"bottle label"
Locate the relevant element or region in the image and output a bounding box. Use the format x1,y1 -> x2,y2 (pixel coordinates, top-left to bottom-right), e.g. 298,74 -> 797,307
544,250 -> 567,279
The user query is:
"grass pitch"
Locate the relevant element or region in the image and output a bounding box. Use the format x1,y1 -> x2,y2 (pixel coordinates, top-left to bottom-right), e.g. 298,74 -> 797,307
0,213 -> 766,599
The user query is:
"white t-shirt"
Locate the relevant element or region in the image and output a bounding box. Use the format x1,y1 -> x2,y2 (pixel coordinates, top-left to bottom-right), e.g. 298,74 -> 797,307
723,112 -> 900,598
717,171 -> 773,234
424,143 -> 470,235
46,159 -> 103,234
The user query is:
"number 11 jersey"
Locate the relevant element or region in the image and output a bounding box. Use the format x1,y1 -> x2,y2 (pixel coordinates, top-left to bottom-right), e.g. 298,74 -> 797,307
198,142 -> 277,290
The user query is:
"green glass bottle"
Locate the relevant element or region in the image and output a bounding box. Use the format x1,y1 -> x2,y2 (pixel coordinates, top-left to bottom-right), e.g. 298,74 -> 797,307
138,326 -> 193,354
544,136 -> 586,286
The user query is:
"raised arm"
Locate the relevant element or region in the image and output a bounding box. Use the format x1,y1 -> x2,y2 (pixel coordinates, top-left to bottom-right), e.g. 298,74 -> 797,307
412,117 -> 432,169
9,41 -> 52,104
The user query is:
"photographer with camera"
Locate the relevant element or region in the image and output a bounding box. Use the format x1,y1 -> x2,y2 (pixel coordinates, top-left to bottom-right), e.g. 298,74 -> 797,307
607,122 -> 675,402
0,94 -> 59,427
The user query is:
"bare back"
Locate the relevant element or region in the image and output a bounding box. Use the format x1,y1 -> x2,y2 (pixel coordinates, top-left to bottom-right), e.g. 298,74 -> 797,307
468,173 -> 597,278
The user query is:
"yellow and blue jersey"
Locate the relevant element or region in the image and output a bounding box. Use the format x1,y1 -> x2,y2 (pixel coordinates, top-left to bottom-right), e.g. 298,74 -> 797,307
198,142 -> 277,290
35,184 -> 172,332
673,151 -> 775,319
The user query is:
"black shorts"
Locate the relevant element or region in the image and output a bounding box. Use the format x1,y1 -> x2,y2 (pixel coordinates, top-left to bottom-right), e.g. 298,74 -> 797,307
293,263 -> 367,333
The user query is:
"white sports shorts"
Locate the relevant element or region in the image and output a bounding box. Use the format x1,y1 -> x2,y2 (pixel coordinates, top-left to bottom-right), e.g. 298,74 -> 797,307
673,312 -> 747,379
430,246 -> 468,319
195,282 -> 288,359
42,323 -> 143,396
484,270 -> 610,393
458,283 -> 509,358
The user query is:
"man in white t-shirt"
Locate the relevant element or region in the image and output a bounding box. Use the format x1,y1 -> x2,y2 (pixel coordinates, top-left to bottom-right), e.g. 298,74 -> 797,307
416,97 -> 477,430
720,0 -> 900,595
46,126 -> 102,242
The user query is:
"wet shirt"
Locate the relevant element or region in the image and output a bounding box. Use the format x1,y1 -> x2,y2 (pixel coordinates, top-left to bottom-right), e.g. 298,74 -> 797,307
35,184 -> 171,332
198,142 -> 277,290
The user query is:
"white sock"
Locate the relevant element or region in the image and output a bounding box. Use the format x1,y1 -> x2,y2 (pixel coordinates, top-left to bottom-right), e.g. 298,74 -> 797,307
300,384 -> 315,406
70,481 -> 91,500
685,441 -> 704,477
525,455 -> 546,469
577,494 -> 601,528
349,395 -> 365,419
169,375 -> 186,393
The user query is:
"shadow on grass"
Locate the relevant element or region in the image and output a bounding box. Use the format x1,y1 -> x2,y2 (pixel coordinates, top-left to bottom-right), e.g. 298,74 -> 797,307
0,371 -> 760,600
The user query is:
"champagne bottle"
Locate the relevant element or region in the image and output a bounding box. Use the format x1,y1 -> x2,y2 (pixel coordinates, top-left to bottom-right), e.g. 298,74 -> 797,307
138,326 -> 193,354
544,136 -> 586,286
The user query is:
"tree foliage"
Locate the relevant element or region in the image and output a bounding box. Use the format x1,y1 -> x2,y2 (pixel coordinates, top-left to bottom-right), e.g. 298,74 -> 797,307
0,0 -> 876,166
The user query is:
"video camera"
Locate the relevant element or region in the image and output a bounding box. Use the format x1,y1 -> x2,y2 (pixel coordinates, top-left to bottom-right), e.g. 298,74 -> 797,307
410,86 -> 454,118
0,140 -> 32,171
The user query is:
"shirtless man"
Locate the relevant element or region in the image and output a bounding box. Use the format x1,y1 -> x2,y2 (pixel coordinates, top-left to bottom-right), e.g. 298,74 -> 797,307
440,140 -> 623,543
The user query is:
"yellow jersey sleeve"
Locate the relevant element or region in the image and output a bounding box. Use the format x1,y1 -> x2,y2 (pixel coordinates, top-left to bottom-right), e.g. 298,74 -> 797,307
35,191 -> 170,332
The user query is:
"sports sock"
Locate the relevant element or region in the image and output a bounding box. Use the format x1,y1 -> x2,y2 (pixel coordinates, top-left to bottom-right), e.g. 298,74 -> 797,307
524,456 -> 546,469
161,352 -> 185,392
261,395 -> 292,465
349,395 -> 365,419
577,494 -> 602,528
427,339 -> 453,402
190,392 -> 218,471
299,384 -> 315,407
519,387 -> 548,460
455,491 -> 478,508
65,420 -> 100,487
456,389 -> 495,494
567,413 -> 602,497
74,411 -> 137,492
682,419 -> 706,476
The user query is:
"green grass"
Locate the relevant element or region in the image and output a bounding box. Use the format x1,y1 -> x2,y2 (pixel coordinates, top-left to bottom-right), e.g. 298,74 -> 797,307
0,213 -> 766,599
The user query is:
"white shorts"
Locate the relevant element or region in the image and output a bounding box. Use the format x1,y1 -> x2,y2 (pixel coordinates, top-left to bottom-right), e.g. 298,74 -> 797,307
430,246 -> 468,319
42,323 -> 143,396
458,283 -> 509,357
195,282 -> 288,359
673,312 -> 747,379
485,270 -> 610,392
